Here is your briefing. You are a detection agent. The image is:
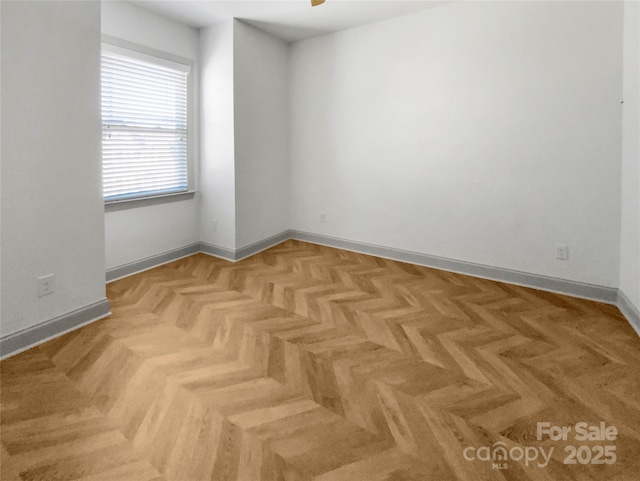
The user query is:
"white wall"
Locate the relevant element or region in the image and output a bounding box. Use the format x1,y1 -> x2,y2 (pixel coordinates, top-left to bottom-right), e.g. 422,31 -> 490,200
200,21 -> 237,249
621,0 -> 640,310
1,1 -> 4,324
102,1 -> 200,269
1,1 -> 105,335
289,1 -> 623,287
234,20 -> 290,248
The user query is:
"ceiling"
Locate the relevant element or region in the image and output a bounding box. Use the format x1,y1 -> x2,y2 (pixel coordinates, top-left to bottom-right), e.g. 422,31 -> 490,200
130,0 -> 448,42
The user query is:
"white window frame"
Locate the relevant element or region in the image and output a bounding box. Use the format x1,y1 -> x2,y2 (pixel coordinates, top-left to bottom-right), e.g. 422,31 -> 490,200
101,36 -> 195,210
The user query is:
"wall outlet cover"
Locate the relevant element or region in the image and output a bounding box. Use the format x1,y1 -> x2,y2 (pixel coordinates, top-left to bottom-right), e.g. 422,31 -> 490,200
556,244 -> 569,260
38,274 -> 55,297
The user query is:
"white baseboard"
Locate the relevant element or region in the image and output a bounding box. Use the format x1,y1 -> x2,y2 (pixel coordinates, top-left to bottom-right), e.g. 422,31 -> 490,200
0,299 -> 111,360
200,230 -> 289,261
106,243 -> 201,282
289,230 -> 619,305
2,230 -> 636,361
618,290 -> 640,336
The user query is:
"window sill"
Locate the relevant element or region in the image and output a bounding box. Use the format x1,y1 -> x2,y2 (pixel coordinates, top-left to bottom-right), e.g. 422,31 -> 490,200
105,191 -> 195,212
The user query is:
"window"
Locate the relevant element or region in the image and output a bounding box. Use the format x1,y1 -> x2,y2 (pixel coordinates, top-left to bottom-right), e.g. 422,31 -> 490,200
101,43 -> 190,202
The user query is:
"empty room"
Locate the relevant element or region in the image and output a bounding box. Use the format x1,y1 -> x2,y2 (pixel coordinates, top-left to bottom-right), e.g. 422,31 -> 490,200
1,0 -> 639,480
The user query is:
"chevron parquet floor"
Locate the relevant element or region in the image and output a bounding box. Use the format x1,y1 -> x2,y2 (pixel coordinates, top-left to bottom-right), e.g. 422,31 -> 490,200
2,240 -> 640,480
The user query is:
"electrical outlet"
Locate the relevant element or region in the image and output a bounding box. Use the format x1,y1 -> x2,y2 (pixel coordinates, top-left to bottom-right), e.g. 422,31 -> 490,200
38,274 -> 55,297
212,219 -> 218,232
556,244 -> 569,260
320,212 -> 327,223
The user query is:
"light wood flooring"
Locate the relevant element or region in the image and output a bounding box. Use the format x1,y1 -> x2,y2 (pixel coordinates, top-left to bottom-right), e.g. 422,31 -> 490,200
2,240 -> 640,480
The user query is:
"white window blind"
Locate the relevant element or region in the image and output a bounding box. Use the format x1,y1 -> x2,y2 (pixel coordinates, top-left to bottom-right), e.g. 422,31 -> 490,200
101,45 -> 190,202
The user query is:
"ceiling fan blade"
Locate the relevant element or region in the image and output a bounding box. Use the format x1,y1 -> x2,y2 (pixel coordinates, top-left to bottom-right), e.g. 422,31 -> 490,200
311,0 -> 326,6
